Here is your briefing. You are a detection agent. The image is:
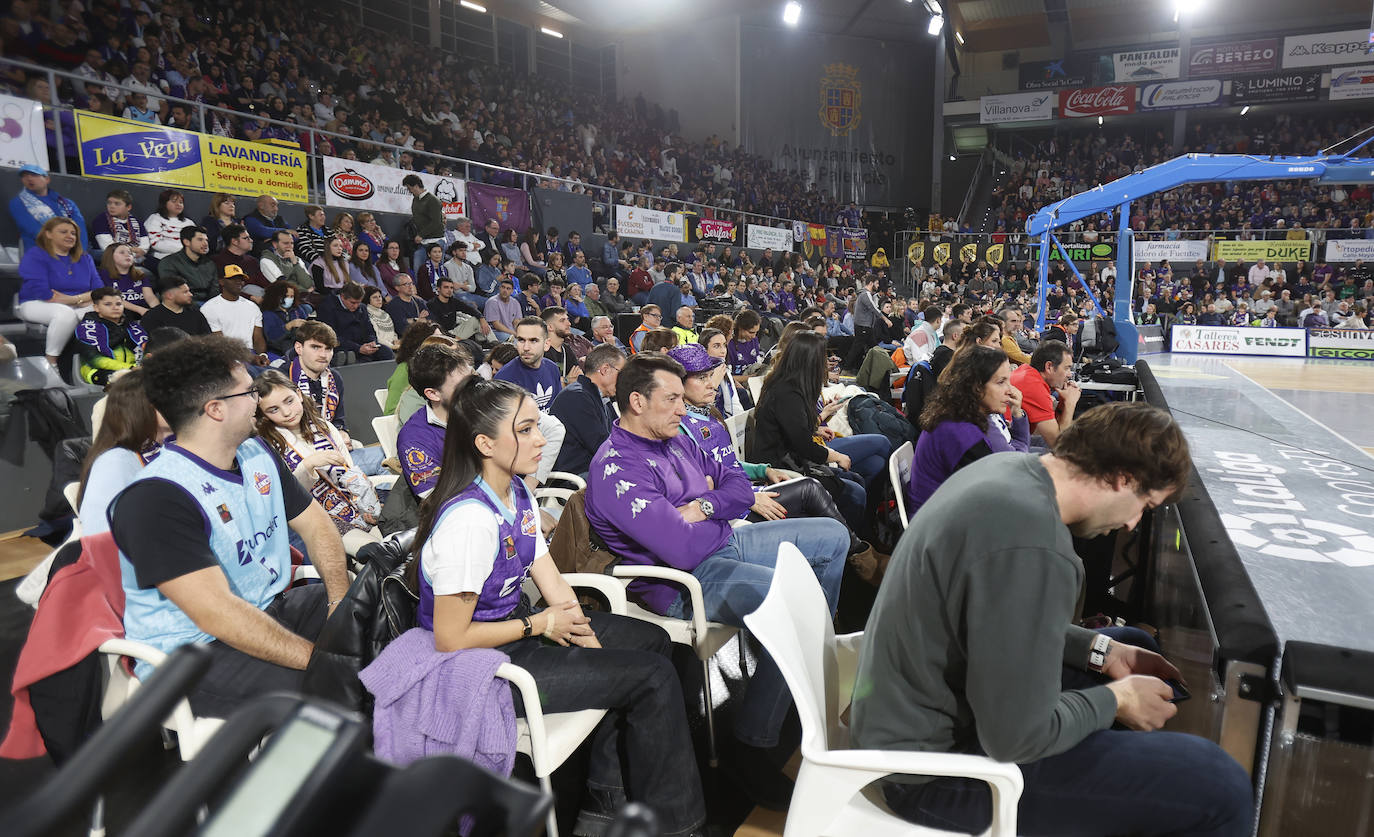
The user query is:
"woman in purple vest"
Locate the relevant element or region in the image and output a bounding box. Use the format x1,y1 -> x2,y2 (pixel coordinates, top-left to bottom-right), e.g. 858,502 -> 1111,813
908,345 -> 1030,515
410,378 -> 707,836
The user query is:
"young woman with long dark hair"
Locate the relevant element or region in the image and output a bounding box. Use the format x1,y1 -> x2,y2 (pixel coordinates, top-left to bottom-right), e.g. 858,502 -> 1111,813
77,370 -> 172,534
409,377 -> 707,836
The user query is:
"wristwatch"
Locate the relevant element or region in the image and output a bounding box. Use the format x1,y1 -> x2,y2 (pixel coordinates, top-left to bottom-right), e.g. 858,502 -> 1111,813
697,498 -> 715,519
1087,633 -> 1111,674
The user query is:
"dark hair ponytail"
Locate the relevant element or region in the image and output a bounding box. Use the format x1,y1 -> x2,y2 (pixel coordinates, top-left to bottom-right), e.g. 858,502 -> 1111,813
409,377 -> 531,563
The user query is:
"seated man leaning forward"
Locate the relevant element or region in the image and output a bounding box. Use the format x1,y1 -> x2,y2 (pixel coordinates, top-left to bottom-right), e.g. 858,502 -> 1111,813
109,334 -> 350,717
585,352 -> 850,810
852,402 -> 1254,837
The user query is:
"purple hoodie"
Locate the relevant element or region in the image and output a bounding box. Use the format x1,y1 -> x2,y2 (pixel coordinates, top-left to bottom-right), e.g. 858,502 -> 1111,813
586,422 -> 755,614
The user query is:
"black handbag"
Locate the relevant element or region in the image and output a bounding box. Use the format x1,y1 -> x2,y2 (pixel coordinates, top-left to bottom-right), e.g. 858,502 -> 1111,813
778,453 -> 848,503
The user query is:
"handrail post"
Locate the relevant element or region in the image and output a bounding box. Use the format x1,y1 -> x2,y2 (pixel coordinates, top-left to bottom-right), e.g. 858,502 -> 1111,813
46,68 -> 67,175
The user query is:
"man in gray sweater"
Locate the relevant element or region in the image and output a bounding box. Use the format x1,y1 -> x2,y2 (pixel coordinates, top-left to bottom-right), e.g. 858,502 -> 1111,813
853,402 -> 1253,836
841,272 -> 890,371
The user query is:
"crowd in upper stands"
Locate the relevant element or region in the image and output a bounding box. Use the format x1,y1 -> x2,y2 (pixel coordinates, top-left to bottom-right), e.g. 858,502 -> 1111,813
1,0 -> 848,225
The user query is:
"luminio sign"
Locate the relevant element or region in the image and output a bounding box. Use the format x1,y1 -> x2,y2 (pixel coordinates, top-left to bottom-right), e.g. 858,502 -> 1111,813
1171,325 -> 1307,357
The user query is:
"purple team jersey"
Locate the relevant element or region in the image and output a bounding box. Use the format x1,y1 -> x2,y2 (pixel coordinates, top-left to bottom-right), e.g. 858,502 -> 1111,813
398,406 -> 446,496
727,338 -> 760,375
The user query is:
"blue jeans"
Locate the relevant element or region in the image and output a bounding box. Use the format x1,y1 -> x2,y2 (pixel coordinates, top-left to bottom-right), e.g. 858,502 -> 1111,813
352,445 -> 385,476
827,433 -> 891,488
665,518 -> 849,747
832,469 -> 867,532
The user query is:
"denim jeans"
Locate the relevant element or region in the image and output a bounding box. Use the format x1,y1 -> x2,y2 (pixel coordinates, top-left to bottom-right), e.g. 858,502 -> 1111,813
827,433 -> 891,489
882,636 -> 1253,837
832,469 -> 867,532
665,518 -> 849,747
352,445 -> 386,476
499,610 -> 705,837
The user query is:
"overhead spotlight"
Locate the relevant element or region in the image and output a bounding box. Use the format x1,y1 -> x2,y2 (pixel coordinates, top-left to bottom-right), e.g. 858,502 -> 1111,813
949,155 -> 956,161
1097,115 -> 1104,125
1241,105 -> 1251,115
540,26 -> 563,38
458,0 -> 486,11
955,30 -> 965,45
925,0 -> 943,14
782,2 -> 802,25
928,14 -> 944,35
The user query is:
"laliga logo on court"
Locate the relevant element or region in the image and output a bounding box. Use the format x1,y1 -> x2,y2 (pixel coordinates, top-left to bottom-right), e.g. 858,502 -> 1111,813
1221,512 -> 1374,567
328,168 -> 374,201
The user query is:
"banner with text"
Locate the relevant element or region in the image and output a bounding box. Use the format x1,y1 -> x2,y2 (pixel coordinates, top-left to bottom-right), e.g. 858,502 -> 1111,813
76,111 -> 307,201
980,91 -> 1056,124
841,227 -> 868,259
1229,72 -> 1322,104
1019,57 -> 1090,90
739,26 -> 934,204
1171,325 -> 1307,357
614,205 -> 685,242
1282,28 -> 1372,69
1187,39 -> 1279,77
687,217 -> 738,245
1138,80 -> 1226,111
0,94 -> 46,172
1137,324 -> 1167,355
747,224 -> 794,251
1308,327 -> 1374,361
1112,48 -> 1181,82
1132,240 -> 1211,263
1324,238 -> 1374,262
321,156 -> 466,220
1212,239 -> 1312,262
1059,85 -> 1135,119
1330,65 -> 1374,101
1029,241 -> 1118,262
468,183 -> 531,235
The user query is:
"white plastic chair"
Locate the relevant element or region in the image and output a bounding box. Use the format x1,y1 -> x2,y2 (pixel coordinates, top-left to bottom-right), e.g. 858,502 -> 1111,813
372,414 -> 400,461
63,480 -> 80,512
545,471 -> 588,490
888,441 -> 913,530
748,375 -> 764,404
745,544 -> 1023,837
373,388 -> 389,412
725,409 -> 752,458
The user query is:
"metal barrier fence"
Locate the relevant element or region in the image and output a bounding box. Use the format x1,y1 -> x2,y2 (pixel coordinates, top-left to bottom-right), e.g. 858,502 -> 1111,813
7,56 -> 803,237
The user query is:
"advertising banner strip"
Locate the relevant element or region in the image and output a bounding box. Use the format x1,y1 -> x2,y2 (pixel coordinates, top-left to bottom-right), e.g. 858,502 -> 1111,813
1324,238 -> 1374,263
1187,39 -> 1279,77
1171,325 -> 1307,358
1132,240 -> 1210,263
1138,80 -> 1226,111
1329,65 -> 1374,101
979,91 -> 1056,124
747,224 -> 794,251
1282,28 -> 1373,69
1028,241 -> 1118,262
1211,239 -> 1312,262
76,111 -> 307,202
0,94 -> 47,172
1019,58 -> 1088,91
1136,324 -> 1167,355
321,156 -> 466,220
1228,72 -> 1321,104
688,217 -> 739,245
614,205 -> 685,242
1058,85 -> 1135,119
1112,48 -> 1181,82
841,228 -> 868,259
1307,327 -> 1374,361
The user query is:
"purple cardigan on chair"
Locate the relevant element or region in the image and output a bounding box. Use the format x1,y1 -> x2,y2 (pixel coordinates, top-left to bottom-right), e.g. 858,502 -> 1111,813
360,627 -> 516,774
907,414 -> 1031,515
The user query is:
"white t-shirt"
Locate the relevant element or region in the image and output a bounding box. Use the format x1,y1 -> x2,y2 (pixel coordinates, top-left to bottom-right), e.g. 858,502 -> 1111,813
420,490 -> 547,598
200,295 -> 263,350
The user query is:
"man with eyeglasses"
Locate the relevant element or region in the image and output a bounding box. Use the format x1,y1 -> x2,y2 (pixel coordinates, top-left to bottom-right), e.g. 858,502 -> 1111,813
629,304 -> 662,353
384,272 -> 430,335
109,334 -> 349,717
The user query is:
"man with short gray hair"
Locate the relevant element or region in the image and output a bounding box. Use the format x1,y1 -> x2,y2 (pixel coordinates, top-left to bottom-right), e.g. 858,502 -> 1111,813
445,215 -> 484,265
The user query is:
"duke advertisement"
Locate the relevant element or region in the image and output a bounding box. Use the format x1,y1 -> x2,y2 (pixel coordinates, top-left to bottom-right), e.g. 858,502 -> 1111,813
76,112 -> 307,202
1212,239 -> 1312,262
1171,325 -> 1307,358
322,156 -> 466,220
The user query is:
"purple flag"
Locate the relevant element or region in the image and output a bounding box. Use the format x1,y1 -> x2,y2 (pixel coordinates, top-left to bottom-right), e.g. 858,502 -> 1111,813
468,183 -> 531,235
824,226 -> 845,260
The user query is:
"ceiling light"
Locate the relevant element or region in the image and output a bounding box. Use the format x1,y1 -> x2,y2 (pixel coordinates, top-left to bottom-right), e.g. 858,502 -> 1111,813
783,2 -> 802,25
540,26 -> 563,38
458,0 -> 486,11
926,0 -> 944,15
955,30 -> 965,45
1097,115 -> 1104,125
1240,105 -> 1250,115
948,155 -> 956,161
927,14 -> 944,35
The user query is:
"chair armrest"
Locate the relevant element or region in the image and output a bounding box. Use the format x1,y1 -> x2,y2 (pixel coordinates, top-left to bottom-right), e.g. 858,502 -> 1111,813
369,473 -> 399,491
494,662 -> 551,775
610,565 -> 710,642
560,573 -> 629,615
834,631 -> 864,708
292,564 -> 320,583
545,471 -> 587,490
97,638 -> 201,752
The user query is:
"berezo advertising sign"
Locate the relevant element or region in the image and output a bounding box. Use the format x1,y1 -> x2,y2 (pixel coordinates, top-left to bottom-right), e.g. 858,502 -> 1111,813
980,91 -> 1055,124
1187,39 -> 1279,76
1171,325 -> 1307,357
1282,28 -> 1373,69
1139,80 -> 1226,111
1308,327 -> 1374,361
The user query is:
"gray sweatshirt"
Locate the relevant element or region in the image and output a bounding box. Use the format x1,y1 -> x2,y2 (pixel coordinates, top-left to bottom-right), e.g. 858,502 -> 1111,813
851,453 -> 1117,772
852,289 -> 882,328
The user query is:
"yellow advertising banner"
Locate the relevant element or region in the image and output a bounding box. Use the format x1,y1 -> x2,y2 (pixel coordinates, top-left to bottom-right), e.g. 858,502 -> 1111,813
1210,238 -> 1312,263
959,242 -> 978,264
984,243 -> 1005,265
933,242 -> 951,265
906,242 -> 924,263
75,111 -> 307,202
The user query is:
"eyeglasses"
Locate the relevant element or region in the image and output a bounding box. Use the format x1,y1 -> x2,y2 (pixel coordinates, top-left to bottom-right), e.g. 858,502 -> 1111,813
217,387 -> 260,403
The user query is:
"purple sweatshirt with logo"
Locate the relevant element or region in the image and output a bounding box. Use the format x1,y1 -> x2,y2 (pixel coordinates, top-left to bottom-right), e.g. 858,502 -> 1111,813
586,423 -> 755,613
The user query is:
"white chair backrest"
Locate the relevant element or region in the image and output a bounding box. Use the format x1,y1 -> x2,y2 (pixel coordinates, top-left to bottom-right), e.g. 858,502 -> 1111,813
744,544 -> 845,755
373,388 -> 389,412
724,409 -> 751,457
62,481 -> 80,513
889,440 -> 914,529
747,375 -> 764,404
372,414 -> 401,461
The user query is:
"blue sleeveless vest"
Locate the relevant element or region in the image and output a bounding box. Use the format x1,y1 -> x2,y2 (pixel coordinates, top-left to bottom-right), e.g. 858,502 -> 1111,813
680,411 -> 740,471
117,439 -> 292,679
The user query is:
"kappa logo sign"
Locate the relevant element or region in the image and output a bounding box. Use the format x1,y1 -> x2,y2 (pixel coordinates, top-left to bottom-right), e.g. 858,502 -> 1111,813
1221,512 -> 1374,567
1059,86 -> 1135,119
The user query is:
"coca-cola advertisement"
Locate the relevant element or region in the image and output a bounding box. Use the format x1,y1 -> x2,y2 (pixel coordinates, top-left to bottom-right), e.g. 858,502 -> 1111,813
688,217 -> 739,244
1058,85 -> 1137,119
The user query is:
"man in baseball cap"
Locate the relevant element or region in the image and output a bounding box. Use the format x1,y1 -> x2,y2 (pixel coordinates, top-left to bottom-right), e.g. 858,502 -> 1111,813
10,163 -> 88,252
201,263 -> 269,361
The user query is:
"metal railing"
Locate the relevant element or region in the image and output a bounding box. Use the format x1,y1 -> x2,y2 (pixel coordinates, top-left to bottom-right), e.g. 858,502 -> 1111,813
956,147 -> 990,230
11,56 -> 803,235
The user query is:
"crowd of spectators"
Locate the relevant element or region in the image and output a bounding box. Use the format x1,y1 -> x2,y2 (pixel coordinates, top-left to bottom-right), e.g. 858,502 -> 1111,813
1,0 -> 853,226
1133,257 -> 1373,329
